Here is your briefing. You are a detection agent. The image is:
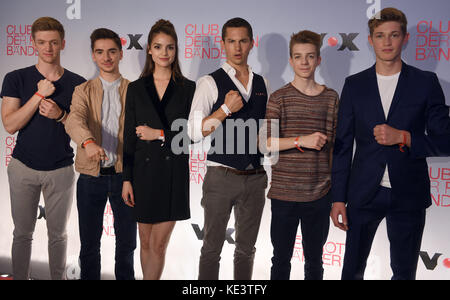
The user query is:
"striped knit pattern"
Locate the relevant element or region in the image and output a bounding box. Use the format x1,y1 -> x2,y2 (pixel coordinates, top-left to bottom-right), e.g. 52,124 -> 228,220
265,83 -> 339,202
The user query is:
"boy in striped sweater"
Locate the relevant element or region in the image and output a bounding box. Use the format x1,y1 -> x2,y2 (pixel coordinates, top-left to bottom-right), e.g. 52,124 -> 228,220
264,30 -> 339,280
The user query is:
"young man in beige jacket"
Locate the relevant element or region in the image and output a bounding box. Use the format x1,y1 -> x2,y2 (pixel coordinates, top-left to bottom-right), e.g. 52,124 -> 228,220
65,28 -> 136,280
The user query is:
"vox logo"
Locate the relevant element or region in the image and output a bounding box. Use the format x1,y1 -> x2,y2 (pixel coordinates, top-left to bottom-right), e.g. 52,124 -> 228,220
191,224 -> 235,244
320,33 -> 360,51
120,34 -> 144,50
419,251 -> 450,270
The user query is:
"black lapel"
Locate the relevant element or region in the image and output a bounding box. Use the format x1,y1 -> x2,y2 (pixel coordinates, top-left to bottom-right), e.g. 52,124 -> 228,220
386,62 -> 408,122
143,74 -> 175,129
367,64 -> 387,123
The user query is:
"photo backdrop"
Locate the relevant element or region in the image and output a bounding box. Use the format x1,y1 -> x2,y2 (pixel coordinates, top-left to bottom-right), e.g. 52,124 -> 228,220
0,0 -> 449,279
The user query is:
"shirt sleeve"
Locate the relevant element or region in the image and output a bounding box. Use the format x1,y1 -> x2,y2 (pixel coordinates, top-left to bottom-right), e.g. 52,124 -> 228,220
122,83 -> 137,182
331,92 -> 340,145
331,78 -> 355,203
265,90 -> 282,140
410,73 -> 450,157
65,84 -> 95,147
0,71 -> 22,99
187,75 -> 218,143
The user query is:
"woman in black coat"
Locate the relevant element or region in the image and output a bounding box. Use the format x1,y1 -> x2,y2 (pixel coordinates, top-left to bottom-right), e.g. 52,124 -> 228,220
122,19 -> 195,280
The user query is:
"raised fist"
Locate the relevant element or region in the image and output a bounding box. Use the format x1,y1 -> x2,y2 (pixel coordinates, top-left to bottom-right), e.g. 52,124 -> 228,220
37,79 -> 55,98
224,90 -> 244,113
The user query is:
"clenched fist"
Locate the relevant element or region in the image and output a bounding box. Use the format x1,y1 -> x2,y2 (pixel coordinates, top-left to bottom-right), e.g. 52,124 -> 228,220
373,124 -> 408,146
224,90 -> 244,113
84,141 -> 108,162
298,132 -> 328,151
37,79 -> 55,98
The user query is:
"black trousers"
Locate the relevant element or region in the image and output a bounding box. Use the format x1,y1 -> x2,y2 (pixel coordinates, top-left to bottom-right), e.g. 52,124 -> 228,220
342,186 -> 426,280
270,193 -> 331,280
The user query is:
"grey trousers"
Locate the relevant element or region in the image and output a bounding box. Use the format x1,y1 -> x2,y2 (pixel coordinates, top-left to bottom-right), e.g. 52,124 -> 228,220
198,166 -> 267,280
7,158 -> 75,280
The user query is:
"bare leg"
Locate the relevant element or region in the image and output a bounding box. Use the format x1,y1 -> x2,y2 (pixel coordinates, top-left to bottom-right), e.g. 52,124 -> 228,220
138,221 -> 176,280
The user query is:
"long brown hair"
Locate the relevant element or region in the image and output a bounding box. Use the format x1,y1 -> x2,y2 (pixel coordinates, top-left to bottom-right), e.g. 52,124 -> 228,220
140,19 -> 184,82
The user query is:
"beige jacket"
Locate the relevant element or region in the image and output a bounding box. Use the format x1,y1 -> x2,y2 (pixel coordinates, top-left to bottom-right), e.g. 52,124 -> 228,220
65,76 -> 130,176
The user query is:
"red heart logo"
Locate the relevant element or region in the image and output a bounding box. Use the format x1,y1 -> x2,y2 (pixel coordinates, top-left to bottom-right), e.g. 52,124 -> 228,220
443,258 -> 450,269
328,37 -> 338,47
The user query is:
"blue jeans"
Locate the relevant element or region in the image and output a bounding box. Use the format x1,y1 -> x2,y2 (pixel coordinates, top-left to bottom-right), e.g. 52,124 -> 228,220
270,193 -> 331,280
77,173 -> 136,280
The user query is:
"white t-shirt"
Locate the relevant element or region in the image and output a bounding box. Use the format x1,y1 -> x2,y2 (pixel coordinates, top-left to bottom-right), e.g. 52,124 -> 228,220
377,72 -> 400,188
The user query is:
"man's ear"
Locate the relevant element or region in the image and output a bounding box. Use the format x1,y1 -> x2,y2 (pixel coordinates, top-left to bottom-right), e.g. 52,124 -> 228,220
403,32 -> 410,46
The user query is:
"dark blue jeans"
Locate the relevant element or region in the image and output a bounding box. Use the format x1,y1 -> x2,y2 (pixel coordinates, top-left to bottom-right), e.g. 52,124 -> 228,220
77,173 -> 136,280
270,193 -> 331,280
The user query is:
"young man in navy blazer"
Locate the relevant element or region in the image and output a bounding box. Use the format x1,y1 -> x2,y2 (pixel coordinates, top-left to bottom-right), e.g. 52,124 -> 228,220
330,7 -> 450,280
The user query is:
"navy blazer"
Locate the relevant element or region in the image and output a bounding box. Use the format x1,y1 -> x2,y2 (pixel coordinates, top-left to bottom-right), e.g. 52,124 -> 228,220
331,62 -> 450,211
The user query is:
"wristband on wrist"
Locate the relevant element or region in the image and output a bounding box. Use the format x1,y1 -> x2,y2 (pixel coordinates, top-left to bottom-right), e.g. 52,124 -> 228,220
35,92 -> 45,100
399,131 -> 407,153
55,110 -> 66,122
158,129 -> 165,147
82,139 -> 95,148
221,104 -> 232,117
158,129 -> 165,141
294,136 -> 304,153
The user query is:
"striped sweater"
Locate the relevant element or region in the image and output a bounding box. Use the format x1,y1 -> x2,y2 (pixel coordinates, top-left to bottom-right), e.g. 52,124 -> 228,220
265,83 -> 339,202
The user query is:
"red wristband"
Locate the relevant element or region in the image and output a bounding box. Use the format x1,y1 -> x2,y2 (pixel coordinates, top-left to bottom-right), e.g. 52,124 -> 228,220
35,92 -> 45,100
82,139 -> 95,148
158,129 -> 165,142
399,131 -> 406,153
294,136 -> 304,153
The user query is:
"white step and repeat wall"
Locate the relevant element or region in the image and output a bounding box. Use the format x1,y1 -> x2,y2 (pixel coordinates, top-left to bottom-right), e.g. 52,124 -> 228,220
0,0 -> 449,280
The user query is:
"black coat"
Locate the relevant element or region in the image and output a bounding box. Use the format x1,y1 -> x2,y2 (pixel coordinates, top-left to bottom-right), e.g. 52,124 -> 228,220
123,75 -> 195,223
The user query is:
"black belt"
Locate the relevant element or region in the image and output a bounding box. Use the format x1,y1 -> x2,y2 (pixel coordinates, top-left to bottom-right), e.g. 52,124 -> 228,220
100,166 -> 117,176
214,166 -> 266,176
